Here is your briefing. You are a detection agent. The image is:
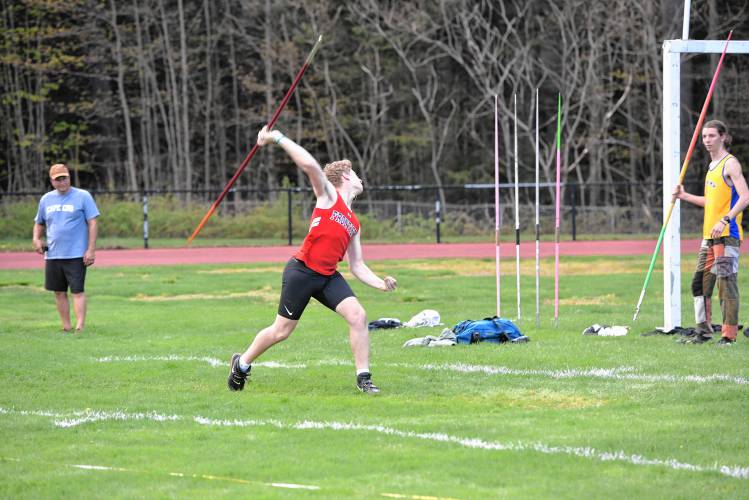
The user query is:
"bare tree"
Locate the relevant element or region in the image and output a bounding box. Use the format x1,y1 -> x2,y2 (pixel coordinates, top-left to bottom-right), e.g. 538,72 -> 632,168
108,0 -> 138,192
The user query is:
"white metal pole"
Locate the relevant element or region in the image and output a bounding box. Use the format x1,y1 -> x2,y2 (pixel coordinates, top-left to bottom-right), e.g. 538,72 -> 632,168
514,93 -> 521,321
663,41 -> 682,331
682,0 -> 691,40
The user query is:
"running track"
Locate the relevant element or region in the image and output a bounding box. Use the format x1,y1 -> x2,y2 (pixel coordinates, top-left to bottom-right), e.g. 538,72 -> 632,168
1,240 -> 703,270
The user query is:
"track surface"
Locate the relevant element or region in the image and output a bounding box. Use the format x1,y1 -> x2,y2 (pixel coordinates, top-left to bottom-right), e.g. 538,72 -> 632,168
2,239 -> 702,270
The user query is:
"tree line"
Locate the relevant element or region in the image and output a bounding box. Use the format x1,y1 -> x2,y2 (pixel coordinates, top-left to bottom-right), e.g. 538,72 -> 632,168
1,0 -> 747,209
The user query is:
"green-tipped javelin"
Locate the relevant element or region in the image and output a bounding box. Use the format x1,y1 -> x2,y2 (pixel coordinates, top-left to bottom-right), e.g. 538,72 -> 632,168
632,31 -> 732,322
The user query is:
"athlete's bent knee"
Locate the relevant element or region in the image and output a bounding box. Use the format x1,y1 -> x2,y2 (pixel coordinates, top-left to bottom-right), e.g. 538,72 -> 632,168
270,318 -> 296,341
347,306 -> 367,329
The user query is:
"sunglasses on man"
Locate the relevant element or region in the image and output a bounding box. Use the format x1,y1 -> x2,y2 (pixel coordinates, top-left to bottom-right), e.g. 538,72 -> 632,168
53,176 -> 69,182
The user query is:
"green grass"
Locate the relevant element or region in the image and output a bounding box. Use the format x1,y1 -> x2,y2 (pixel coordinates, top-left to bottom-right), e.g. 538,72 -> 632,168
1,256 -> 748,498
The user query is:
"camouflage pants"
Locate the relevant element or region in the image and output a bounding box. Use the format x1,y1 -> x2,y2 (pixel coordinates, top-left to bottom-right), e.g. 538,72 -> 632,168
691,237 -> 741,339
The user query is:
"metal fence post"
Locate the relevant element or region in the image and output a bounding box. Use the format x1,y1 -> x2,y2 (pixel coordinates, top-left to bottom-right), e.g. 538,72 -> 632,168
571,183 -> 577,241
287,188 -> 293,246
142,192 -> 149,249
396,201 -> 402,233
435,195 -> 441,244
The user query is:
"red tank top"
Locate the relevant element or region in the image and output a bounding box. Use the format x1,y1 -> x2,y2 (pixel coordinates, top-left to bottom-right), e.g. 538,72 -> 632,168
294,193 -> 360,275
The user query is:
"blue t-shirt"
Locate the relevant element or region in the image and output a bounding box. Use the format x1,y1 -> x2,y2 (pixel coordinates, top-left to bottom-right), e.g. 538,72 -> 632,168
34,187 -> 100,259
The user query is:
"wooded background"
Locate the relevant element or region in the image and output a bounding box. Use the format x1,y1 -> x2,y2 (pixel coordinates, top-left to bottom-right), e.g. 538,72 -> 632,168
2,0 -> 748,210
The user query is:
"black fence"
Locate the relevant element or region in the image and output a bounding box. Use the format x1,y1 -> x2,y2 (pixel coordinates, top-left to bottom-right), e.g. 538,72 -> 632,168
4,181 -> 707,247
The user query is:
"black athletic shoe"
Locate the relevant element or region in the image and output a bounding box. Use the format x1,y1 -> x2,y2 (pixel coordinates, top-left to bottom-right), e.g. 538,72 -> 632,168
716,337 -> 736,346
227,353 -> 250,391
356,372 -> 380,394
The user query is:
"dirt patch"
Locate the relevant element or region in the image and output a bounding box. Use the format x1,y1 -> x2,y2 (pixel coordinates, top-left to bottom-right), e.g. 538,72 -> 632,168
507,389 -> 607,409
131,285 -> 277,302
462,388 -> 606,409
198,267 -> 284,275
0,284 -> 46,293
547,293 -> 620,306
387,258 -> 638,276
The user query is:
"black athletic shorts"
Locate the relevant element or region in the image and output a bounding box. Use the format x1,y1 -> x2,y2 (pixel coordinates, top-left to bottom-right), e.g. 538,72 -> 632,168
277,258 -> 355,320
45,258 -> 87,293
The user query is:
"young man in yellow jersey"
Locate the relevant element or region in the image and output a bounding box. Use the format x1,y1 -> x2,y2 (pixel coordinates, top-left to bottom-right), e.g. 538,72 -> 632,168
673,120 -> 749,345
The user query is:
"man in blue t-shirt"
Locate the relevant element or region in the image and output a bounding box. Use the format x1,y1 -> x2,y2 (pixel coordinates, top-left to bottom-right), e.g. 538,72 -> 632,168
32,164 -> 100,332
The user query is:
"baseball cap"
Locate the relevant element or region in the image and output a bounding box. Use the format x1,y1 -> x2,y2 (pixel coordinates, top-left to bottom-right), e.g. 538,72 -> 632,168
49,164 -> 69,178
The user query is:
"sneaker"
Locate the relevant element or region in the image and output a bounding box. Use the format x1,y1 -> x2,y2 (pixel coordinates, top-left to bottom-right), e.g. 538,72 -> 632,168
227,353 -> 250,391
677,333 -> 713,344
356,372 -> 380,394
716,337 -> 736,346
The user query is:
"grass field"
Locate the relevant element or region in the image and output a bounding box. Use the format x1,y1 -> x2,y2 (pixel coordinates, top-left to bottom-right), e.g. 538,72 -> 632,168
1,255 -> 748,498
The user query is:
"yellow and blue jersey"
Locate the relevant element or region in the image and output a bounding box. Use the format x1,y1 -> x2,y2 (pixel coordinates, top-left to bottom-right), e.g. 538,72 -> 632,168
703,154 -> 743,240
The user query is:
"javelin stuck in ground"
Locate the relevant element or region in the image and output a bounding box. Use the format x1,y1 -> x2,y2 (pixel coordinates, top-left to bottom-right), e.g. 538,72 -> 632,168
494,94 -> 501,317
513,93 -> 521,321
554,93 -> 562,327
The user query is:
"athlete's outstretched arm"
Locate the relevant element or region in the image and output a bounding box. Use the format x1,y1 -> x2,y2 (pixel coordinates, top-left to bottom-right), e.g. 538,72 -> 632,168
257,126 -> 336,201
347,232 -> 397,291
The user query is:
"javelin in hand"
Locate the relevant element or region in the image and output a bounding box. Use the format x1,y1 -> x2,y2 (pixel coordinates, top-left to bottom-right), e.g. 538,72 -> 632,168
187,35 -> 323,245
632,31 -> 732,321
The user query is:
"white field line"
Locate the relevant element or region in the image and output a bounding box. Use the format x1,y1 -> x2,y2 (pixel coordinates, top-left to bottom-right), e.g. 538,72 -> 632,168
71,464 -> 130,472
406,362 -> 749,385
96,355 -> 306,369
2,457 -> 319,490
4,457 -> 452,497
1,406 -> 747,481
94,356 -> 749,386
0,407 -> 181,428
381,494 -> 459,500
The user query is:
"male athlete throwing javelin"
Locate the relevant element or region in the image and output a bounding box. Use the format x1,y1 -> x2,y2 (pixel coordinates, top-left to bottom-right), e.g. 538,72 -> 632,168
228,126 -> 397,393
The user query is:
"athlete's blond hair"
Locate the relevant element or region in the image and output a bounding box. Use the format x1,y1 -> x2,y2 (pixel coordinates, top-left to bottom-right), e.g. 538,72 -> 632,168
323,159 -> 352,187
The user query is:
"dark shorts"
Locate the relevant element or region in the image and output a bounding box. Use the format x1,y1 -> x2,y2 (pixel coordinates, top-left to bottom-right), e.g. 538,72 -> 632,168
277,258 -> 355,320
45,258 -> 87,293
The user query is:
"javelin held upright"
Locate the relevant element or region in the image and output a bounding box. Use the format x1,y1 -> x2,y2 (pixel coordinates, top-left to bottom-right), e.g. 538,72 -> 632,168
187,35 -> 324,245
632,30 -> 733,322
494,95 -> 501,317
554,93 -> 562,328
513,93 -> 521,321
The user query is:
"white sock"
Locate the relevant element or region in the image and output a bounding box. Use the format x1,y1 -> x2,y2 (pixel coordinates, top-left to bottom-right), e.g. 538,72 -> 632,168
356,368 -> 370,376
239,360 -> 251,373
693,296 -> 706,324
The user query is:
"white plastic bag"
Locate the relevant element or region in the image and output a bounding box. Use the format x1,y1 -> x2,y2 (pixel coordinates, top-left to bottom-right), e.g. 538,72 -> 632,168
403,309 -> 442,328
